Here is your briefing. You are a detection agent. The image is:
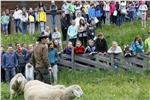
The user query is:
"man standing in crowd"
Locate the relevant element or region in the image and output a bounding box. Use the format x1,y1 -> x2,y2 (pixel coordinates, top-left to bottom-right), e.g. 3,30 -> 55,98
32,33 -> 51,84
2,45 -> 18,82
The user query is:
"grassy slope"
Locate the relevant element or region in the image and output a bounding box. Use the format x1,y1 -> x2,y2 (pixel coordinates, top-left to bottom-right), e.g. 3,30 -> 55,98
1,21 -> 150,100
1,69 -> 150,100
1,20 -> 150,48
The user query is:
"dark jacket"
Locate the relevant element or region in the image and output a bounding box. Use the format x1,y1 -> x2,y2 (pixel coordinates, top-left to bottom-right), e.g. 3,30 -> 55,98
50,4 -> 57,15
61,17 -> 69,29
95,38 -> 108,53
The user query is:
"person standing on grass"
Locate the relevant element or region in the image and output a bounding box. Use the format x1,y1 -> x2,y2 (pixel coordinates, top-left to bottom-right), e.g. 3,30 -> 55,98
28,8 -> 35,34
138,1 -> 148,28
15,43 -> 28,76
48,41 -> 59,84
1,46 -> 6,82
103,1 -> 110,25
144,31 -> 150,54
61,12 -> 69,41
5,9 -> 11,35
52,27 -> 62,50
67,20 -> 78,47
21,7 -> 28,35
32,34 -> 51,84
38,7 -> 47,32
2,45 -> 18,82
95,33 -> 108,54
1,11 -> 10,36
13,5 -> 22,33
50,0 -> 58,31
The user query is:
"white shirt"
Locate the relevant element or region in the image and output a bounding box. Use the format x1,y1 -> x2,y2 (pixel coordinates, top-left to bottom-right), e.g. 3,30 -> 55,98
21,12 -> 28,22
13,9 -> 22,19
139,4 -> 148,12
103,2 -> 110,11
75,17 -> 85,28
108,46 -> 123,54
62,3 -> 69,14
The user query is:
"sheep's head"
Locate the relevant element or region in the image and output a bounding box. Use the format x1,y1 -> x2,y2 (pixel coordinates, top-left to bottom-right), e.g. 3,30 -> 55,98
10,73 -> 27,92
65,85 -> 83,99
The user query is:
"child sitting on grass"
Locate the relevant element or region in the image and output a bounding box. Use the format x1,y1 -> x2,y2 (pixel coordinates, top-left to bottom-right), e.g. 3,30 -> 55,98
63,41 -> 73,55
85,39 -> 96,55
74,40 -> 85,54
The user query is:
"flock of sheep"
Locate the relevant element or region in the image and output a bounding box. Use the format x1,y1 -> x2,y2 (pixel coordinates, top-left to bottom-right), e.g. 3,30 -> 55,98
10,73 -> 83,100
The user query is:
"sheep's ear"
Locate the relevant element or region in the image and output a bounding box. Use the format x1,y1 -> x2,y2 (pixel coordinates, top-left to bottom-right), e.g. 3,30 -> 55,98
73,90 -> 82,97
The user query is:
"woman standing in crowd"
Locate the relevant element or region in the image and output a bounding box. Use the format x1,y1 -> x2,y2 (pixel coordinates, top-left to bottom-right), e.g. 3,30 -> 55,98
50,1 -> 58,31
38,7 -> 47,32
1,11 -> 10,36
130,35 -> 144,56
5,9 -> 11,35
104,1 -> 110,25
13,5 -> 22,33
67,20 -> 78,46
28,8 -> 35,34
138,1 -> 148,28
78,19 -> 88,47
48,41 -> 58,84
21,7 -> 28,34
61,12 -> 69,41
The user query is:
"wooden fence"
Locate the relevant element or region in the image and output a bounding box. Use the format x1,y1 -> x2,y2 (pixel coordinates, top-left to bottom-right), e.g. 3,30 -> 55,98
58,49 -> 150,73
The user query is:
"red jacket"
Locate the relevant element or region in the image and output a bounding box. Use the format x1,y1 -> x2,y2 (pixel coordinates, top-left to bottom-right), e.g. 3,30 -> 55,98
74,45 -> 85,54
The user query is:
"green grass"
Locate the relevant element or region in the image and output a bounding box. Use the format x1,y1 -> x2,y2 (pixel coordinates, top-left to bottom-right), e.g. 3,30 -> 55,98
1,69 -> 150,100
1,21 -> 150,100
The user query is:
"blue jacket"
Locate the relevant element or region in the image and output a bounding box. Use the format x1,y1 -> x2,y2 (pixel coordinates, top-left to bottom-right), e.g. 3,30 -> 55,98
48,48 -> 58,64
95,5 -> 103,17
2,51 -> 18,68
85,45 -> 96,53
88,7 -> 95,18
130,41 -> 144,55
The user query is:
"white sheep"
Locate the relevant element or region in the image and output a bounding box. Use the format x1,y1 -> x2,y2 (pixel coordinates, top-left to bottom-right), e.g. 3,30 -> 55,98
24,84 -> 83,100
25,63 -> 34,81
10,73 -> 27,100
24,80 -> 65,92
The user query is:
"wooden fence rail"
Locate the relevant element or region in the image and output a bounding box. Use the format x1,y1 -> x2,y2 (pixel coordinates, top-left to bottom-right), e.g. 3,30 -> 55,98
58,52 -> 150,73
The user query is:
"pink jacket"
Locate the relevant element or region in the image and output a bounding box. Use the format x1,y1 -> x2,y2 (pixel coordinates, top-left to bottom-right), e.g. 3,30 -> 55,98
109,3 -> 116,16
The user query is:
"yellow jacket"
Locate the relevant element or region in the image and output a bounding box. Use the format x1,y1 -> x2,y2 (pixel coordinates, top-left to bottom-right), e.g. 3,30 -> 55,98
38,11 -> 46,22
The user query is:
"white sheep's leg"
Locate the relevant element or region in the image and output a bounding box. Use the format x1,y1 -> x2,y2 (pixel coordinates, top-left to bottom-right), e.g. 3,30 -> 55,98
52,64 -> 58,84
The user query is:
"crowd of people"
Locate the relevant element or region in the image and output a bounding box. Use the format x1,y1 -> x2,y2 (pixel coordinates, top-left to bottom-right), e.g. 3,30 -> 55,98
1,1 -> 150,84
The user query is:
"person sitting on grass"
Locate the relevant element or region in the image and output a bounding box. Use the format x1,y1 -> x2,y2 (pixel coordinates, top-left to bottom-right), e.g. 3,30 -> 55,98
48,41 -> 59,84
130,35 -> 144,56
95,32 -> 108,55
85,39 -> 96,55
144,31 -> 150,54
63,41 -> 73,55
74,40 -> 85,54
108,41 -> 123,68
2,44 -> 18,82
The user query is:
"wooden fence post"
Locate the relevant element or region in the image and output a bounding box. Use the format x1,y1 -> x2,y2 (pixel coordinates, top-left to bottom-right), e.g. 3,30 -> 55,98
71,47 -> 75,69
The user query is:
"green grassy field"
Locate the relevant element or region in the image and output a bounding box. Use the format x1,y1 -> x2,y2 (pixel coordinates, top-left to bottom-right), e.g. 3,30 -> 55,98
1,21 -> 150,100
1,69 -> 150,100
